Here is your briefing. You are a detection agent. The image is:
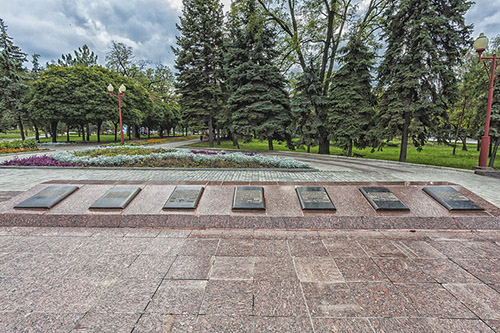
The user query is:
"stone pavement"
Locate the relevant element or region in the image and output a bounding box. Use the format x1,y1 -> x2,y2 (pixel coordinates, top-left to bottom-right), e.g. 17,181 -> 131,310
1,142 -> 500,332
0,227 -> 499,332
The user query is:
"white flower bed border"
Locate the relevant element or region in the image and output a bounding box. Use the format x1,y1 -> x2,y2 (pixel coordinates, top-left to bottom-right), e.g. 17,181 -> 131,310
52,146 -> 310,169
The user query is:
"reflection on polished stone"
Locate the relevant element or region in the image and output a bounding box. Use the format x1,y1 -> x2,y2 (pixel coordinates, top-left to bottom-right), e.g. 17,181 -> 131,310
232,186 -> 265,210
15,186 -> 79,209
360,187 -> 409,211
164,186 -> 204,209
423,187 -> 483,211
90,187 -> 141,209
296,187 -> 335,210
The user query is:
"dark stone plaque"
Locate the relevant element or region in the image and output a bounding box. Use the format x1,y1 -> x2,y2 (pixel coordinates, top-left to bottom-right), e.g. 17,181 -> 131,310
90,187 -> 141,209
360,187 -> 409,211
163,186 -> 204,209
232,186 -> 265,210
15,186 -> 79,209
423,187 -> 483,211
296,187 -> 335,210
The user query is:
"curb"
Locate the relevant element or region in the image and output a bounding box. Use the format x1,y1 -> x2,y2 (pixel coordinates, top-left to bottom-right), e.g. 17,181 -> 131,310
0,165 -> 318,172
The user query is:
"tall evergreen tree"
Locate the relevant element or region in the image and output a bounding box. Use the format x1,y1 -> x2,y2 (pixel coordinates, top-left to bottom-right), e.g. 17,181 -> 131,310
55,44 -> 98,67
328,34 -> 376,156
225,0 -> 292,150
377,0 -> 472,162
0,18 -> 28,140
173,0 -> 225,147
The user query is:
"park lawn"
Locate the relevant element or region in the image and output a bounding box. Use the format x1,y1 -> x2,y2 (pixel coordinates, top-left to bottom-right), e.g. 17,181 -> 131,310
37,134 -> 190,143
189,139 -> 499,170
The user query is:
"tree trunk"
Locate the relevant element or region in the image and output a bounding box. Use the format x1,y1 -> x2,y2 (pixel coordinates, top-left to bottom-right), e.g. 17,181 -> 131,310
173,127 -> 176,136
50,121 -> 58,143
453,95 -> 467,155
114,123 -> 118,142
127,126 -> 131,140
347,139 -> 353,157
317,126 -> 330,154
216,127 -> 221,146
134,125 -> 140,139
489,139 -> 492,157
232,134 -> 238,147
461,136 -> 468,151
488,137 -> 500,168
81,124 -> 85,142
399,111 -> 411,162
477,139 -> 480,151
148,127 -> 151,139
86,124 -> 90,141
307,144 -> 310,153
268,138 -> 274,150
34,123 -> 39,142
159,126 -> 164,138
96,121 -> 102,142
44,127 -> 48,138
208,116 -> 214,147
66,125 -> 70,142
18,116 -> 25,141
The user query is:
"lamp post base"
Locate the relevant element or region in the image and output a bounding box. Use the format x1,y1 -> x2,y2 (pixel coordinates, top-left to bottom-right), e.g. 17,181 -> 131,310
477,135 -> 491,168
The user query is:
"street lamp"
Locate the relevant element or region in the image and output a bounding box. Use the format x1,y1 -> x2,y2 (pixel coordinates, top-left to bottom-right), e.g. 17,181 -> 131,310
108,84 -> 126,145
474,33 -> 500,168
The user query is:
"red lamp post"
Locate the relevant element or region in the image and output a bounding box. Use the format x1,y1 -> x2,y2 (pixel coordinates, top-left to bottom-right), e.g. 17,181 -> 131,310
108,84 -> 126,145
474,33 -> 500,168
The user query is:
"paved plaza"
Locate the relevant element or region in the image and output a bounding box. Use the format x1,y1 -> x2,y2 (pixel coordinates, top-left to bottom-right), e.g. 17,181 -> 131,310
1,141 -> 500,332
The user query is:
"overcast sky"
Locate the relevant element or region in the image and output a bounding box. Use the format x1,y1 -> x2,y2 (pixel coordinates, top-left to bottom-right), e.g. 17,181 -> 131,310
1,0 -> 499,69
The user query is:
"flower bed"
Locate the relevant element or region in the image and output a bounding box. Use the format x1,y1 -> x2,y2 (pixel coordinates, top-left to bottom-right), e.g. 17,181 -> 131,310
1,155 -> 77,167
0,139 -> 39,154
49,146 -> 310,169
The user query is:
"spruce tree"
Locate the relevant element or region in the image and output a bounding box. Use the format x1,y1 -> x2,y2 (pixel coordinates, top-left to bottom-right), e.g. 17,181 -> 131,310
0,18 -> 28,140
328,34 -> 376,156
377,0 -> 472,162
173,0 -> 225,147
225,0 -> 292,150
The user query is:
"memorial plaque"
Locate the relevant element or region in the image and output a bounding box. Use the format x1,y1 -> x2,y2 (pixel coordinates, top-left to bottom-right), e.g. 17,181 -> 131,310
423,186 -> 483,211
90,187 -> 141,209
360,187 -> 409,211
296,187 -> 335,210
15,186 -> 79,209
232,186 -> 265,210
163,186 -> 204,209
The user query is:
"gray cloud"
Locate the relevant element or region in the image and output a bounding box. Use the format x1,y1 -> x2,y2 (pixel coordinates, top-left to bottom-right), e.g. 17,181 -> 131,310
0,0 -> 497,70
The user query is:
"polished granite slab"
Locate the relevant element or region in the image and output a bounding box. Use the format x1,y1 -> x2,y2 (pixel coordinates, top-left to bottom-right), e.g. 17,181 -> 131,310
360,187 -> 409,211
90,187 -> 141,209
296,187 -> 335,210
423,187 -> 483,211
14,186 -> 79,209
163,186 -> 204,209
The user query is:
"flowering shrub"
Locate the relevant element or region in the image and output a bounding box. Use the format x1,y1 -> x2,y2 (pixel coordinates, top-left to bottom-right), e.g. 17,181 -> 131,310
147,138 -> 167,144
0,155 -> 78,167
0,147 -> 39,154
51,146 -> 310,169
0,139 -> 38,150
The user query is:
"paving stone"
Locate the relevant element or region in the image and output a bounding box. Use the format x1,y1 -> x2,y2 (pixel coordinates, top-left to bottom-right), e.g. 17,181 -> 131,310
210,256 -> 254,280
142,238 -> 186,256
254,239 -> 289,257
221,229 -> 255,239
357,239 -> 407,258
368,318 -> 434,333
72,312 -> 141,333
195,315 -> 253,333
454,259 -> 500,284
121,255 -> 176,279
178,239 -> 219,256
426,318 -> 495,332
199,280 -> 253,316
348,282 -> 418,317
465,241 -> 500,258
254,280 -> 308,316
301,282 -> 363,318
284,230 -> 321,239
373,258 -> 434,283
133,314 -> 197,333
74,254 -> 137,279
294,257 -> 344,282
123,228 -> 161,238
428,240 -> 487,259
216,239 -> 254,256
77,237 -> 150,255
253,229 -> 288,239
147,280 -> 207,314
157,229 -> 192,238
413,258 -> 481,283
393,240 -> 446,259
395,283 -> 476,318
444,284 -> 500,320
0,312 -> 26,332
335,258 -> 388,282
188,229 -> 224,238
288,239 -> 329,257
322,239 -> 369,258
313,318 -> 374,332
254,316 -> 313,332
93,278 -> 160,313
15,313 -> 80,332
254,257 -> 297,280
485,320 -> 500,332
166,256 -> 214,280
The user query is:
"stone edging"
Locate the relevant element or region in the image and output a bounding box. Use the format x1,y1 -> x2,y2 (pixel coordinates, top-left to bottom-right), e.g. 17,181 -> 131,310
0,165 -> 318,172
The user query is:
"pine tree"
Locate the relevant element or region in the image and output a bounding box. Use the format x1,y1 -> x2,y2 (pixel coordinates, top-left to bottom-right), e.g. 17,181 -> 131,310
0,18 -> 28,140
225,0 -> 292,150
173,0 -> 225,147
377,0 -> 472,162
328,34 -> 376,156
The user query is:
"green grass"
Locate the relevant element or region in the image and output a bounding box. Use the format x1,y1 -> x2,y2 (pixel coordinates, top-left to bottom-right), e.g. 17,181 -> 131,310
36,134 -> 188,144
189,139 -> 500,170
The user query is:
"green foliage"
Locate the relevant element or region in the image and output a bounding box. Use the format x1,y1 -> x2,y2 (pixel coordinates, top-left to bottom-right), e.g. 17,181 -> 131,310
173,0 -> 225,146
328,34 -> 376,155
0,138 -> 37,150
377,0 -> 472,161
225,0 -> 292,150
53,44 -> 98,67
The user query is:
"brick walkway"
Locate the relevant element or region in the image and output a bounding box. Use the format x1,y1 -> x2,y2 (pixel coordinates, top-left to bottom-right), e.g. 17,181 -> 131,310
0,227 -> 499,332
